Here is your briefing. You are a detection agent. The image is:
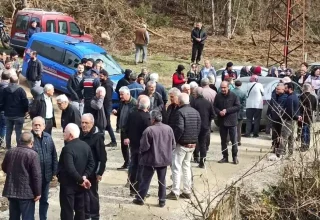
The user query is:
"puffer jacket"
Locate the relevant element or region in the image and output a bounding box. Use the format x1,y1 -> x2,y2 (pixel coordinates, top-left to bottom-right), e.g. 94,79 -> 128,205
172,104 -> 201,145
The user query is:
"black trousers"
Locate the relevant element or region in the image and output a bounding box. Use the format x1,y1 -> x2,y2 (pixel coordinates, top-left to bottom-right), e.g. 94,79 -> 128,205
9,198 -> 35,220
137,166 -> 167,202
194,128 -> 210,164
60,186 -> 85,220
245,108 -> 262,136
120,131 -> 130,167
191,43 -> 204,63
220,125 -> 238,158
44,118 -> 53,135
85,178 -> 100,220
129,150 -> 142,193
83,100 -> 91,114
272,121 -> 282,152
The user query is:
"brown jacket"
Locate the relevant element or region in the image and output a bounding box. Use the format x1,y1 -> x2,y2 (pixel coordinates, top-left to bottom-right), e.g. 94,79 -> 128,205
134,28 -> 148,45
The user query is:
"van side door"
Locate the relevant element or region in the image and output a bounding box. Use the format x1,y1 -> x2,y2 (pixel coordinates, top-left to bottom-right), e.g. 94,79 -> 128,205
69,22 -> 82,38
62,50 -> 81,91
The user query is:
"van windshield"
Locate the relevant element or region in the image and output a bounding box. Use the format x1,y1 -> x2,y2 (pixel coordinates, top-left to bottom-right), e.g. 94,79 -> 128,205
85,53 -> 123,76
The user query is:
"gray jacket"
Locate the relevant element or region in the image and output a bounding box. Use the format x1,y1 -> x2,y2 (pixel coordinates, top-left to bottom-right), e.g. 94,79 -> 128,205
139,122 -> 176,167
90,97 -> 107,131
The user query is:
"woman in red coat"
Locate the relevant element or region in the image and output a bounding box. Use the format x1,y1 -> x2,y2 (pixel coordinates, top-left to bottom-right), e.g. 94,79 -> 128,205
172,65 -> 186,91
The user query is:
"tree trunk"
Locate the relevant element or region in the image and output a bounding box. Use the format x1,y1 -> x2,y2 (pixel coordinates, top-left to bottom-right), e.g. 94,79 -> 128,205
225,0 -> 232,39
211,0 -> 215,35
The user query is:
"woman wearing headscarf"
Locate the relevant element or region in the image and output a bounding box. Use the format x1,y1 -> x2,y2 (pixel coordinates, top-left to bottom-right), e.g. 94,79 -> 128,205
172,64 -> 186,91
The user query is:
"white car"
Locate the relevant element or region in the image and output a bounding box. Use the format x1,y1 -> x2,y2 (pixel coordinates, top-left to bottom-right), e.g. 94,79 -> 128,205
215,66 -> 269,88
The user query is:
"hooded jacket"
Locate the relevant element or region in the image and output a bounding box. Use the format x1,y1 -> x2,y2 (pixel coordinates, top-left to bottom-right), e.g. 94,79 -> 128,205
0,83 -> 29,117
80,126 -> 107,177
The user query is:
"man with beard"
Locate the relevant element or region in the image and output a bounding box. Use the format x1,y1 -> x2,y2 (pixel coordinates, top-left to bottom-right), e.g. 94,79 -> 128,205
26,51 -> 43,89
191,22 -> 207,64
84,58 -> 95,76
79,114 -> 106,220
67,64 -> 85,115
100,69 -> 117,147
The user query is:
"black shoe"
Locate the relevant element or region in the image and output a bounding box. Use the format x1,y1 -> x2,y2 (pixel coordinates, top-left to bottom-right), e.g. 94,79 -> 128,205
253,134 -> 259,138
238,143 -> 241,146
159,201 -> 166,208
132,199 -> 144,205
242,134 -> 251,137
117,165 -> 129,170
198,163 -> 205,168
166,191 -> 178,200
218,158 -> 229,163
193,158 -> 200,163
116,129 -> 120,133
232,157 -> 239,165
180,193 -> 191,199
105,142 -> 117,147
145,193 -> 150,198
130,191 -> 137,197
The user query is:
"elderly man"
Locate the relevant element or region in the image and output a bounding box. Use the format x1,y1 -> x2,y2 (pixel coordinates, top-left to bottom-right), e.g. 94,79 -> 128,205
214,81 -> 240,164
58,123 -> 95,220
112,86 -> 137,170
149,73 -> 168,105
57,94 -> 81,131
201,78 -> 217,104
181,84 -> 191,95
167,93 -> 201,200
30,84 -> 56,134
2,132 -> 42,220
79,114 -> 106,220
189,81 -> 198,104
32,116 -> 58,220
140,80 -> 164,111
191,22 -> 207,64
90,86 -> 107,132
191,87 -> 215,168
133,110 -> 175,207
165,88 -> 181,128
123,96 -> 151,196
134,24 -> 149,65
0,75 -> 29,149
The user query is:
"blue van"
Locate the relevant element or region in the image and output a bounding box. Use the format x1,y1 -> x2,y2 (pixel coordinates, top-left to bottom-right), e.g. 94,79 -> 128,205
22,32 -> 124,106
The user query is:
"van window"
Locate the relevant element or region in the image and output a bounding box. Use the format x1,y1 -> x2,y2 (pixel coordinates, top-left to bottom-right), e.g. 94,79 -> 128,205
31,17 -> 41,28
63,51 -> 80,68
30,40 -> 43,52
30,40 -> 64,63
46,20 -> 56,32
15,15 -> 29,30
70,22 -> 80,35
58,21 -> 68,35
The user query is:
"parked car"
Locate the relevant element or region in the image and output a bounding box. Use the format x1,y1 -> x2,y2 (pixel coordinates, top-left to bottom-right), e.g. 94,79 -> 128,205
22,32 -> 123,107
10,8 -> 93,52
214,77 -> 302,129
215,66 -> 269,89
308,62 -> 320,73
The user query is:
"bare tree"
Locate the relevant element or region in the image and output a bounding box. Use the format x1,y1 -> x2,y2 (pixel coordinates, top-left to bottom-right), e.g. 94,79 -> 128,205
225,0 -> 232,38
211,0 -> 216,34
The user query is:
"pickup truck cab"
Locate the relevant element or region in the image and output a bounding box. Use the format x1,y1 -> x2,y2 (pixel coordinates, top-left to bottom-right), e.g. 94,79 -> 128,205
22,32 -> 124,106
10,8 -> 92,52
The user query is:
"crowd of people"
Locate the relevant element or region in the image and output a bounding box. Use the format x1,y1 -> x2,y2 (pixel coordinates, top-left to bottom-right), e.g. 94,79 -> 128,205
0,25 -> 319,219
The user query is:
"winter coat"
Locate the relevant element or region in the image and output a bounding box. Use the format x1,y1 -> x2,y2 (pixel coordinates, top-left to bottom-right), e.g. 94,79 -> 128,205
29,93 -> 56,127
2,145 -> 41,199
32,131 -> 58,183
165,104 -> 179,128
128,81 -> 144,99
221,69 -> 237,81
0,81 -> 8,112
140,90 -> 164,112
299,92 -> 317,125
187,70 -> 199,84
172,72 -> 185,91
191,96 -> 215,130
115,77 -> 130,97
213,91 -> 240,127
140,122 -> 176,167
191,28 -> 207,44
202,86 -> 217,104
134,28 -> 149,45
199,67 -> 216,84
67,73 -> 83,101
79,76 -> 100,101
267,91 -> 288,122
26,58 -> 43,82
156,82 -> 168,105
0,83 -> 29,117
90,96 -> 107,131
100,78 -> 114,110
61,103 -> 81,131
80,127 -> 107,177
283,92 -> 300,121
232,87 -> 247,120
26,27 -> 41,40
117,97 -> 137,129
172,104 -> 201,145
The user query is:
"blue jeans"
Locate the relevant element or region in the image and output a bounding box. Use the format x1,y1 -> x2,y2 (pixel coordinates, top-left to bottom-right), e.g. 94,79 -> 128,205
39,181 -> 50,220
9,198 -> 35,220
0,111 -> 6,140
135,44 -> 147,63
5,117 -> 24,149
301,124 -> 310,149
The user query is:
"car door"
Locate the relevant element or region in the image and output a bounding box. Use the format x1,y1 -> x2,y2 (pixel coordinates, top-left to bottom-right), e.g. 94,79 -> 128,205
10,13 -> 30,49
69,22 -> 82,38
58,20 -> 68,35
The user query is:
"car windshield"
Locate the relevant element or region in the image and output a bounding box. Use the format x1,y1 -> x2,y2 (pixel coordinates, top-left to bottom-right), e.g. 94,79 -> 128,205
85,52 -> 123,75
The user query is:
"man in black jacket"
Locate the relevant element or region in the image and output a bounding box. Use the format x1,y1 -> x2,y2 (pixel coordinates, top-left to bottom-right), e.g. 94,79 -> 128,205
191,22 -> 207,64
2,131 -> 42,220
0,72 -> 9,146
0,75 -> 29,149
123,95 -> 151,196
100,69 -> 117,147
58,123 -> 95,220
167,93 -> 201,200
67,64 -> 84,115
56,94 -> 81,131
29,84 -> 56,134
165,88 -> 181,128
140,80 -> 164,112
191,87 -> 215,168
214,81 -> 240,164
26,51 -> 43,89
149,73 -> 168,105
80,114 -> 107,220
32,116 -> 58,220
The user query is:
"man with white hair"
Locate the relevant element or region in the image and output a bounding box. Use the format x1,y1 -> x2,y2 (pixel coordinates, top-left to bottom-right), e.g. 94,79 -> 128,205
112,86 -> 137,169
165,88 -> 181,127
90,86 -> 107,132
140,80 -> 164,111
31,116 -> 58,220
181,84 -> 191,95
149,73 -> 168,105
79,114 -> 106,220
56,94 -> 81,131
134,23 -> 149,65
201,77 -> 217,104
58,123 -> 95,220
167,93 -> 201,200
30,83 -> 56,134
123,96 -> 151,196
